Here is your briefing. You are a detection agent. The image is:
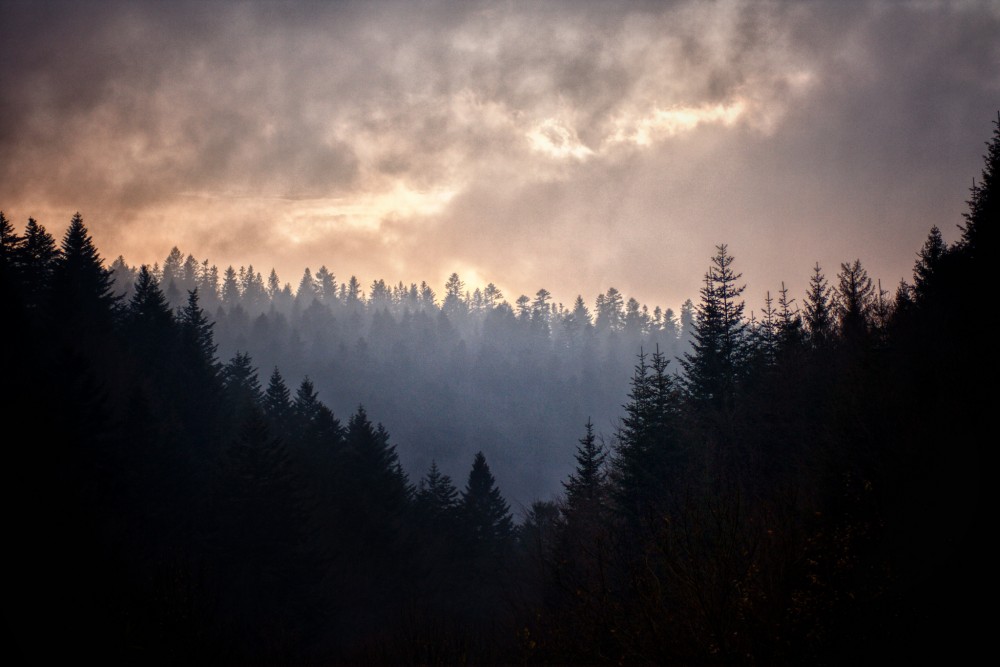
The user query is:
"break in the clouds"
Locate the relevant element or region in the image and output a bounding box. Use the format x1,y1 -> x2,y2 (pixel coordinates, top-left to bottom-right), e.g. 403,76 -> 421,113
1,0 -> 997,309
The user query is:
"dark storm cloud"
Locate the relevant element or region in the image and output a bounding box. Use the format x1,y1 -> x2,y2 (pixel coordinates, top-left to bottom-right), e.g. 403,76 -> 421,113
0,1 -> 996,310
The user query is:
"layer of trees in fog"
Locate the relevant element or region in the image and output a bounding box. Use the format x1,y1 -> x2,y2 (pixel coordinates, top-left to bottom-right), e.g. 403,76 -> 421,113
107,244 -> 693,504
2,116 -> 993,663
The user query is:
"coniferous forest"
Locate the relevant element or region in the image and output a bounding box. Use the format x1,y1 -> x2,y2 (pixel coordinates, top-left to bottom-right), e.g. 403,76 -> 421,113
2,118 -> 994,664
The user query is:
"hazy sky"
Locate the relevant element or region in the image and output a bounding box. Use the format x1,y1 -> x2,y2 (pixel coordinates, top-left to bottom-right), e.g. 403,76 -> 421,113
2,0 -> 997,312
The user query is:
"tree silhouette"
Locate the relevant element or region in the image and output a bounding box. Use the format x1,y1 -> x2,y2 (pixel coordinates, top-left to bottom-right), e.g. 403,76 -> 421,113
804,262 -> 835,348
563,418 -> 606,514
681,244 -> 747,410
15,217 -> 60,313
835,259 -> 875,343
50,212 -> 118,333
461,451 -> 513,546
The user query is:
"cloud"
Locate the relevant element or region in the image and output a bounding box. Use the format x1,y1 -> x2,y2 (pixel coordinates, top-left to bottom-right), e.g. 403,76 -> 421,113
1,0 -> 997,310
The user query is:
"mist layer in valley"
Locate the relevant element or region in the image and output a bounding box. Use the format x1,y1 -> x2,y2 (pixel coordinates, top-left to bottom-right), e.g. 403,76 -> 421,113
108,254 -> 693,506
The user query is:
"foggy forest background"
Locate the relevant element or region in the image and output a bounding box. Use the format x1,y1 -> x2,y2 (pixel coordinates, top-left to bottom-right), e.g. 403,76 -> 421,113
2,117 -> 993,664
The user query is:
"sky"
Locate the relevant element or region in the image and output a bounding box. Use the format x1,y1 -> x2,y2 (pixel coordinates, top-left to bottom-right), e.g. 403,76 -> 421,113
1,0 -> 997,313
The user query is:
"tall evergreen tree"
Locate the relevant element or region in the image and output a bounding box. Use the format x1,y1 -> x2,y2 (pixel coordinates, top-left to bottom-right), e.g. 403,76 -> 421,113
443,273 -> 466,317
835,259 -> 875,343
776,281 -> 805,352
959,110 -> 998,259
563,418 -> 606,514
50,212 -> 119,331
315,265 -> 336,303
416,461 -> 460,525
913,226 -> 946,304
804,263 -> 835,348
0,212 -> 23,289
221,266 -> 241,308
296,268 -> 317,303
127,265 -> 174,327
17,218 -> 60,312
291,376 -> 343,454
125,265 -> 176,371
222,352 -> 263,421
461,452 -> 514,546
612,347 -> 680,522
263,366 -> 294,430
680,244 -> 747,410
178,289 -> 220,377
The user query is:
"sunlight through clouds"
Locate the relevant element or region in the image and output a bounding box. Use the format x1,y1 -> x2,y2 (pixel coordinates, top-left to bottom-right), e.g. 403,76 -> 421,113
526,118 -> 594,160
606,100 -> 748,147
283,182 -> 459,243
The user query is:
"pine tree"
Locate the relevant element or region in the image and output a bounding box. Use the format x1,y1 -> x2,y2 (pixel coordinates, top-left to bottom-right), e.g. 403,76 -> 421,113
178,288 -> 221,380
221,266 -> 241,308
263,367 -> 294,430
461,452 -> 514,546
804,263 -> 835,348
125,265 -> 176,368
913,226 -> 946,304
222,352 -> 263,418
753,291 -> 778,366
266,268 -> 282,300
563,418 -> 606,513
127,265 -> 174,329
296,268 -> 317,303
612,347 -> 680,521
595,287 -> 624,332
0,211 -> 23,284
50,213 -> 119,331
776,281 -> 805,352
483,282 -> 503,309
531,288 -> 553,335
835,259 -> 875,343
17,218 -> 60,312
680,244 -> 747,409
288,377 -> 341,454
416,461 -> 460,524
443,273 -> 466,317
346,276 -> 362,306
960,110 -> 998,260
109,255 -> 137,301
337,406 -> 411,561
515,294 -> 531,320
315,265 -> 336,303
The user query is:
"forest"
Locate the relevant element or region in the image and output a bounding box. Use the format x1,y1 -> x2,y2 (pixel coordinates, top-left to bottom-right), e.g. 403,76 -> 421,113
2,117 -> 993,664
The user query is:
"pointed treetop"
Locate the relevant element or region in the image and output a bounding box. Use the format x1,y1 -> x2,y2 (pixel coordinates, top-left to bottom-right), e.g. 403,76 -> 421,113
563,418 -> 607,509
462,451 -> 514,544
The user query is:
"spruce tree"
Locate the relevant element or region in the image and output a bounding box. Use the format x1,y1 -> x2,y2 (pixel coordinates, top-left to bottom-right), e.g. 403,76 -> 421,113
222,352 -> 263,420
461,452 -> 514,546
960,110 -> 998,259
416,461 -> 460,524
0,211 -> 23,285
563,418 -> 606,513
263,367 -> 294,430
50,212 -> 119,332
804,263 -> 835,348
913,226 -> 946,304
680,244 -> 747,410
835,259 -> 875,343
776,281 -> 805,352
17,218 -> 60,312
127,265 -> 174,329
178,288 -> 220,378
612,347 -> 679,522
